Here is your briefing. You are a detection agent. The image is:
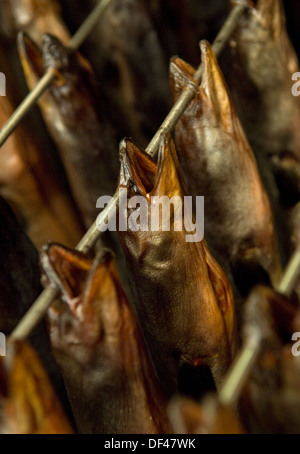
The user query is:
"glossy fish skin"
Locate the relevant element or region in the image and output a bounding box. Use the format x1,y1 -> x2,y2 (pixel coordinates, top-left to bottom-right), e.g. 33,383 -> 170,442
168,394 -> 244,434
0,0 -> 70,44
117,135 -> 237,395
169,40 -> 282,294
41,244 -> 171,434
18,32 -> 120,228
0,91 -> 84,249
221,0 -> 300,208
0,341 -> 74,434
240,285 -> 298,434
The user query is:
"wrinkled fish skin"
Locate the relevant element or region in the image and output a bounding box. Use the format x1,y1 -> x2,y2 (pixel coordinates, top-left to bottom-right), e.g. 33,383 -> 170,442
117,134 -> 237,395
0,0 -> 69,44
0,341 -> 74,434
221,0 -> 300,209
240,285 -> 297,434
41,245 -> 171,434
18,32 -> 120,228
170,40 -> 282,295
0,196 -> 73,420
168,394 -> 244,434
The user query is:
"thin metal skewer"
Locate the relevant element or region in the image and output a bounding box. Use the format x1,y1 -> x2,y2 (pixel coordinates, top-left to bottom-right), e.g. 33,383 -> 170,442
9,1 -> 248,342
0,0 -> 114,147
219,246 -> 300,408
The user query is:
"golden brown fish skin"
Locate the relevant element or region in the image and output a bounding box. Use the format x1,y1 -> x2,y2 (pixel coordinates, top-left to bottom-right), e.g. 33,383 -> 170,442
168,394 -> 245,434
40,244 -> 172,434
0,0 -> 70,44
169,40 -> 282,294
0,341 -> 74,434
0,90 -> 84,249
117,134 -> 237,395
239,285 -> 298,433
221,0 -> 300,208
18,32 -> 120,228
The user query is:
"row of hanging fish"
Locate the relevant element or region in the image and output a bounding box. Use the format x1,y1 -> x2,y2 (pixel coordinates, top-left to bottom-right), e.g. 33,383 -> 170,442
0,0 -> 300,434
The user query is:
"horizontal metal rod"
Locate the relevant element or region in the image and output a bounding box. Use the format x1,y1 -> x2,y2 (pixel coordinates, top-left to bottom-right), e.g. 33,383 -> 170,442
218,247 -> 300,408
9,2 -> 248,342
0,0 -> 114,148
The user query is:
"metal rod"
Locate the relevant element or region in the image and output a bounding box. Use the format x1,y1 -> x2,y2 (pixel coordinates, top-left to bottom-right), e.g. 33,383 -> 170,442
146,0 -> 247,158
0,69 -> 56,146
0,0 -> 114,148
9,2 -> 248,342
68,0 -> 113,50
218,247 -> 300,408
218,332 -> 261,408
277,247 -> 300,297
10,286 -> 58,341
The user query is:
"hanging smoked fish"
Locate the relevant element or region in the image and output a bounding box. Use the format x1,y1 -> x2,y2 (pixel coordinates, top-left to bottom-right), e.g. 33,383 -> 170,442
0,195 -> 73,418
18,32 -> 120,228
0,0 -> 70,44
143,0 -> 230,69
40,245 -> 172,434
0,91 -> 84,249
239,285 -> 297,433
0,341 -> 74,434
72,0 -> 171,146
168,394 -> 244,434
169,40 -> 282,296
221,0 -> 300,210
116,134 -> 237,395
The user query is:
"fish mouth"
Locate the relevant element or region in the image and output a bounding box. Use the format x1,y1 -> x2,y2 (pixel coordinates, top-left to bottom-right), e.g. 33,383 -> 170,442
41,244 -> 125,344
119,138 -> 157,196
40,243 -> 91,305
17,31 -> 44,86
119,135 -> 187,200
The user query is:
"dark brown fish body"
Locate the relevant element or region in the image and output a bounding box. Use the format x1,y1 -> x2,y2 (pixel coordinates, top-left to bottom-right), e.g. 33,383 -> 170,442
170,40 -> 282,295
143,0 -> 230,69
221,0 -> 300,210
41,245 -> 171,434
117,135 -> 237,395
0,341 -> 74,434
240,285 -> 298,433
0,91 -> 84,249
168,394 -> 244,434
69,0 -> 171,146
19,33 -> 120,228
0,196 -> 71,418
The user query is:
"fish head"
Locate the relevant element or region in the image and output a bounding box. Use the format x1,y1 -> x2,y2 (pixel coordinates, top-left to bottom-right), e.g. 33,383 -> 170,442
170,40 -> 254,172
41,244 -> 132,366
118,135 -> 191,261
